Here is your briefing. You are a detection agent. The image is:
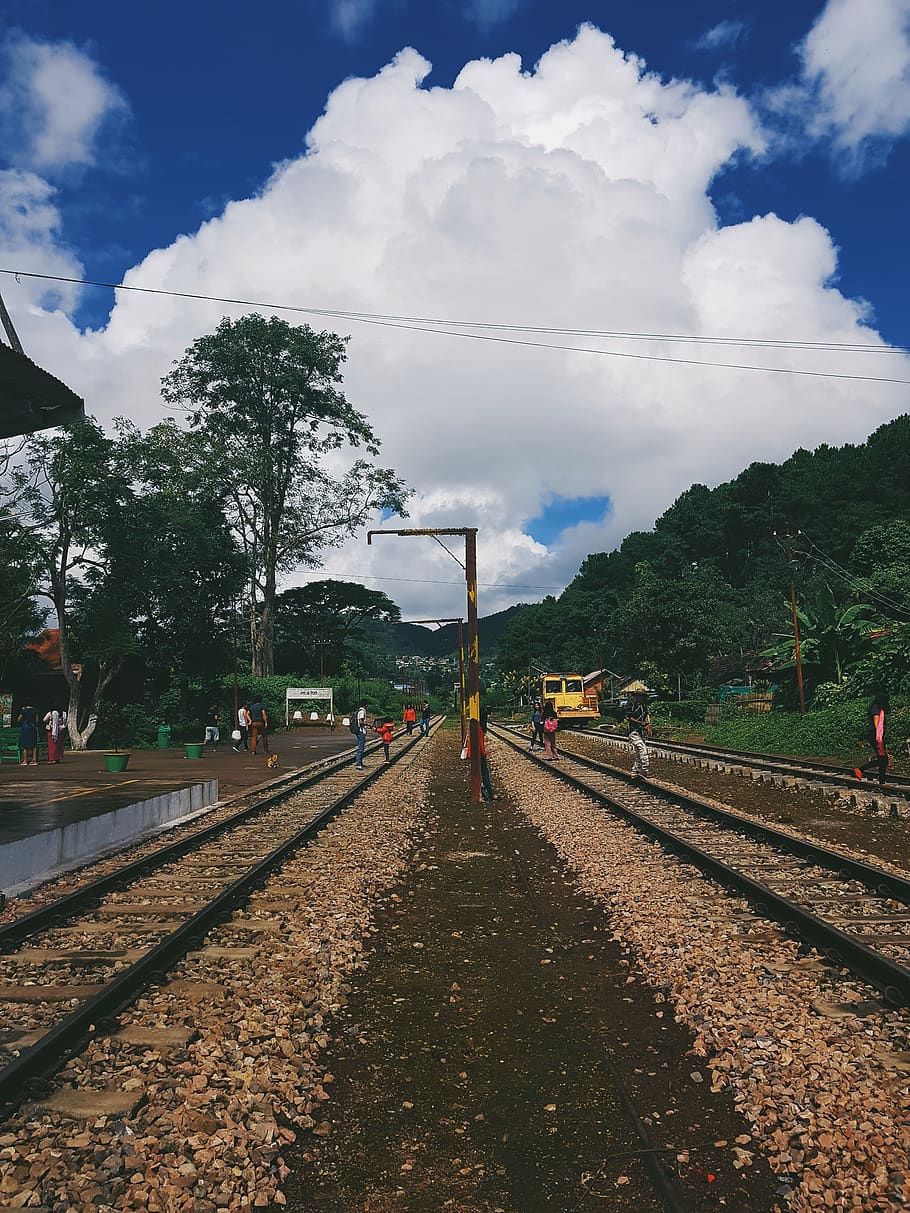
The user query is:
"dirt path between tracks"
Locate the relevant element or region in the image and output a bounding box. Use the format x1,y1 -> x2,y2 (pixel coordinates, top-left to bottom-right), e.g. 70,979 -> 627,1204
283,730 -> 778,1212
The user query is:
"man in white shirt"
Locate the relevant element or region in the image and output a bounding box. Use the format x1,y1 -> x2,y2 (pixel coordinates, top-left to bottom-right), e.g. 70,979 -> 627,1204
355,701 -> 368,769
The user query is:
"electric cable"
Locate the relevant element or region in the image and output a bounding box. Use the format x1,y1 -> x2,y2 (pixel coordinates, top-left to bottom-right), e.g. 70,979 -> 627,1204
2,268 -> 909,385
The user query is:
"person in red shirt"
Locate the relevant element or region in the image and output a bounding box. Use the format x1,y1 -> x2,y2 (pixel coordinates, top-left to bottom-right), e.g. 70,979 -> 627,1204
853,690 -> 890,786
376,718 -> 395,762
403,703 -> 417,735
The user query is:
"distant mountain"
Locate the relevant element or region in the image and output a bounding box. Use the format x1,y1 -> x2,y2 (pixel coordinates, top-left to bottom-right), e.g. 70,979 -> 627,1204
390,604 -> 527,659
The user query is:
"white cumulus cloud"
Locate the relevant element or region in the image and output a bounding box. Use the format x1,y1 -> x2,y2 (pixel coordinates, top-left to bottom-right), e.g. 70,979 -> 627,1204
6,24 -> 909,620
0,32 -> 127,173
801,0 -> 910,152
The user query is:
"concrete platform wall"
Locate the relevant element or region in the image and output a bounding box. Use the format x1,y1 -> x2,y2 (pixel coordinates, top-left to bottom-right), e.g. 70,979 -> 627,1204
0,779 -> 218,896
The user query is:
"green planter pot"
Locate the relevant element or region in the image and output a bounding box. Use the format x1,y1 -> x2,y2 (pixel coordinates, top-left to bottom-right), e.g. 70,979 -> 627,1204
104,753 -> 130,772
184,743 -> 204,760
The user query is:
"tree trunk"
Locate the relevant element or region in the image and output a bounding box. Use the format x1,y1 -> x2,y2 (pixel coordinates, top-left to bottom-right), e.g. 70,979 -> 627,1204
251,599 -> 274,677
250,571 -> 276,677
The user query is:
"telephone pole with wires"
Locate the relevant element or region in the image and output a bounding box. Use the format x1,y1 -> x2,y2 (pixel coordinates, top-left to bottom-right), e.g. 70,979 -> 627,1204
775,530 -> 806,716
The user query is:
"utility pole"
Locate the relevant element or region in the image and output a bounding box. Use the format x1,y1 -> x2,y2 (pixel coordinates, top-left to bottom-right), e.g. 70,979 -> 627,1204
369,528 -> 481,801
232,601 -> 239,729
780,531 -> 806,716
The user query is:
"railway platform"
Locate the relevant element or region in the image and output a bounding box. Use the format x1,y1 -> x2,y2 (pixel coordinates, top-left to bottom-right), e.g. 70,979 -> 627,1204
0,727 -> 355,895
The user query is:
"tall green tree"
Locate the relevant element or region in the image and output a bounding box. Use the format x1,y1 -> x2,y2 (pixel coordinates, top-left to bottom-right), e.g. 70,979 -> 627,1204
274,580 -> 400,677
7,420 -> 142,748
161,314 -> 409,676
119,421 -> 246,693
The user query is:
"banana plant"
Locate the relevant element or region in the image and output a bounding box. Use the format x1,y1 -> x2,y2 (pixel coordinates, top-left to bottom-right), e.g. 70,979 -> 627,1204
763,584 -> 880,684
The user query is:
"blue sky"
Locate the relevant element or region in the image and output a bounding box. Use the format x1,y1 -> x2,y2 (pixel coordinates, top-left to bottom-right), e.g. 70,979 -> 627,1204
2,1 -> 909,614
7,0 -> 906,341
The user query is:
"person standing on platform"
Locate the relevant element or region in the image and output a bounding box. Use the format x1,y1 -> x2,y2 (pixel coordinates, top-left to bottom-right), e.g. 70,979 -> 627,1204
542,700 -> 559,760
44,706 -> 66,763
355,701 -> 368,769
204,704 -> 221,750
419,700 -> 431,737
249,700 -> 270,754
627,690 -> 652,779
17,703 -> 39,766
376,717 -> 395,763
234,702 -> 251,752
853,689 -> 890,786
403,703 -> 417,735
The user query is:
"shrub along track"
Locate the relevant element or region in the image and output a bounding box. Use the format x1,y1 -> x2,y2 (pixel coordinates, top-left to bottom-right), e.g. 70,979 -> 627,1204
489,732 -> 910,1212
283,728 -> 779,1213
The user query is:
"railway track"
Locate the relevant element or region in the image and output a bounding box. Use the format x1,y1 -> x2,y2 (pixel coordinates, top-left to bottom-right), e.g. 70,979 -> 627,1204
0,721 -> 439,1116
576,727 -> 910,805
492,724 -> 910,1006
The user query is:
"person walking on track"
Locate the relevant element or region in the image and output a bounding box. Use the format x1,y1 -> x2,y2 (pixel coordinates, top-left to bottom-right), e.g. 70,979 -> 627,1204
355,701 -> 368,769
627,690 -> 651,779
542,700 -> 559,760
853,689 -> 890,787
530,703 -> 544,750
376,717 -> 395,763
419,700 -> 431,737
403,703 -> 417,735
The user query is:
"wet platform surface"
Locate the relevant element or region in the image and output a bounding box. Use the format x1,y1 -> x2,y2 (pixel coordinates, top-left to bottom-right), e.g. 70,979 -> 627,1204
0,729 -> 356,846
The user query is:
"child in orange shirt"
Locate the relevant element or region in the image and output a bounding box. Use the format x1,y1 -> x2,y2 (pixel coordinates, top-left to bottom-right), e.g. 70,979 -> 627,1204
376,718 -> 395,762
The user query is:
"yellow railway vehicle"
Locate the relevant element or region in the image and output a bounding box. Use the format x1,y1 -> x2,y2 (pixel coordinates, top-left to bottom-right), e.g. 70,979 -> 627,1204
539,673 -> 599,726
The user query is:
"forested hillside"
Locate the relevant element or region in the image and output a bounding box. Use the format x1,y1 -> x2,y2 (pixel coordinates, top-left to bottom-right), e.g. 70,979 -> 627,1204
497,415 -> 910,703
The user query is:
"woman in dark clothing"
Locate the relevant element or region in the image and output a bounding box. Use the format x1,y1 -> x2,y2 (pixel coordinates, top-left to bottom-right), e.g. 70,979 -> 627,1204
853,690 -> 890,787
17,704 -> 39,766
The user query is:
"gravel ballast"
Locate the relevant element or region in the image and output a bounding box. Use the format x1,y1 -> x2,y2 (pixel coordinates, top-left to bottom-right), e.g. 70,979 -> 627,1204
494,740 -> 910,1213
0,742 -> 434,1211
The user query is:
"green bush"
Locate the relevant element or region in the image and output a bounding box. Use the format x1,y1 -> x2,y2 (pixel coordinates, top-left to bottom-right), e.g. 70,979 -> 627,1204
649,699 -> 709,726
92,701 -> 158,750
706,698 -> 910,759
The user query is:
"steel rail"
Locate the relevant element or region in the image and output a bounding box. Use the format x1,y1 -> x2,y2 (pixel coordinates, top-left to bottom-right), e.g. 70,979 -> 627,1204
0,722 -> 440,1112
0,733 -> 401,951
491,725 -> 910,1006
581,728 -> 910,795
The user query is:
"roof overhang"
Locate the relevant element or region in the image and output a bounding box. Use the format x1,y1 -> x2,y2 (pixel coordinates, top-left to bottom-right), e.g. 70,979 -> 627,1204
0,342 -> 84,438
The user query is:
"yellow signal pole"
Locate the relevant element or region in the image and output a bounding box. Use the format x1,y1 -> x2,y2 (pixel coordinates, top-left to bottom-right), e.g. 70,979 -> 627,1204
368,529 -> 481,801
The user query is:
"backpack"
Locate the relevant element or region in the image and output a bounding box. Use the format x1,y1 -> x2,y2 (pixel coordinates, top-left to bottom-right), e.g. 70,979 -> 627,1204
349,714 -> 360,735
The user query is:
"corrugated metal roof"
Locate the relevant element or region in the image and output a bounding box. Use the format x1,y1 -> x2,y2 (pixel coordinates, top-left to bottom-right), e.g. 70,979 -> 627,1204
0,342 -> 84,438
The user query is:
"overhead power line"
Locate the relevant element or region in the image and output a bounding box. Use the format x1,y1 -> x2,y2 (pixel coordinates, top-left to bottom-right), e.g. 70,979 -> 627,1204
2,267 -> 909,386
795,533 -> 910,619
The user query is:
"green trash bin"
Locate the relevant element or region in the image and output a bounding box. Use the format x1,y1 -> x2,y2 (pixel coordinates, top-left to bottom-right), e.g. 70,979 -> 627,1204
185,742 -> 204,760
157,724 -> 171,749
